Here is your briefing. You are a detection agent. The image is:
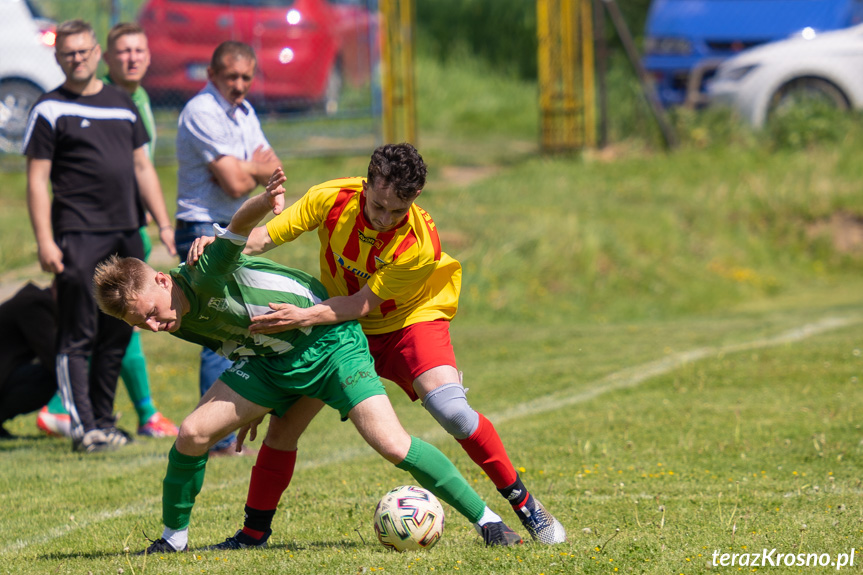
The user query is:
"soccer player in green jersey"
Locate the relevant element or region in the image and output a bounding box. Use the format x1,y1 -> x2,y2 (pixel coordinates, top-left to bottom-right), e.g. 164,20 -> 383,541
93,179 -> 522,553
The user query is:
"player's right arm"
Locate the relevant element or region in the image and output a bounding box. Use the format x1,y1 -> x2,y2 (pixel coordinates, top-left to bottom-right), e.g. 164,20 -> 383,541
227,172 -> 285,237
246,166 -> 326,254
185,167 -> 286,263
26,157 -> 64,274
185,222 -> 275,265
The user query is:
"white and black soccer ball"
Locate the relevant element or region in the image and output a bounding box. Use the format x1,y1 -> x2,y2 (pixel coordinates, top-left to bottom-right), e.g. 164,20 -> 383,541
373,485 -> 445,552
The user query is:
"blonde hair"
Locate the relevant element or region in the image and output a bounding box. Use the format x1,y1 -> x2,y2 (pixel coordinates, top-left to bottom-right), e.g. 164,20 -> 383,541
92,255 -> 153,319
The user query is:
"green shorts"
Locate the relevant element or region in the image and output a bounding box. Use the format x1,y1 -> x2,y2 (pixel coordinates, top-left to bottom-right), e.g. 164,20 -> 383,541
220,321 -> 385,420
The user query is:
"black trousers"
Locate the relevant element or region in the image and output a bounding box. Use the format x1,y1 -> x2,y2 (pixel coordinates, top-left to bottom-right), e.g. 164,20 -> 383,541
54,230 -> 143,437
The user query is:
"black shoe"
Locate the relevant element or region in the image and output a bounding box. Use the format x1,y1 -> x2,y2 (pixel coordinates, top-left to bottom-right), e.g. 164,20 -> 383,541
517,497 -> 568,544
137,537 -> 186,555
204,529 -> 270,551
476,521 -> 523,546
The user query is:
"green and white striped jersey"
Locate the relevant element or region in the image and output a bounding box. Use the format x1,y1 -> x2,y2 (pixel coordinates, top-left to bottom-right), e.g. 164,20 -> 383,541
170,226 -> 333,359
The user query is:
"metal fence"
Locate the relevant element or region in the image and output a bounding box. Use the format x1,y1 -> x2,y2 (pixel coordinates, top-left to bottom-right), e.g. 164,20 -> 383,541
1,0 -> 383,167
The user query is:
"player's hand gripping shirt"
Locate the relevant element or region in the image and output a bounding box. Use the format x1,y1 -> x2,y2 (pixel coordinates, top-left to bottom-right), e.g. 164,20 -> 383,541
265,178 -> 461,335
171,225 -> 335,359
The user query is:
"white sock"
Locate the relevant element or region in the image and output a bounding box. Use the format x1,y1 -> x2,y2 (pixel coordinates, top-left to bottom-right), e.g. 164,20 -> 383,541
162,527 -> 189,550
475,506 -> 503,527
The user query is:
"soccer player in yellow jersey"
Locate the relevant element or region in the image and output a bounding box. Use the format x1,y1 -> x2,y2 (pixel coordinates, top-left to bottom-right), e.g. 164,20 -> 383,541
194,143 -> 566,548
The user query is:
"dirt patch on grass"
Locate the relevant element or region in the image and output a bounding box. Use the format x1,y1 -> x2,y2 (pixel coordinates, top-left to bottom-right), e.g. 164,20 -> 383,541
439,165 -> 501,187
807,211 -> 863,254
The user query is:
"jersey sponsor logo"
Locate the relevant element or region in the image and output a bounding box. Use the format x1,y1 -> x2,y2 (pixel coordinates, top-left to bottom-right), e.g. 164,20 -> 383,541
342,370 -> 375,389
228,357 -> 251,380
357,230 -> 384,249
418,207 -> 436,231
207,297 -> 229,312
334,252 -> 371,280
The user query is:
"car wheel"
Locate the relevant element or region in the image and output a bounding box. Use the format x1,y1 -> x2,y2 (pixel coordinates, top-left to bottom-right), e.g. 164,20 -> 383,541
319,61 -> 343,117
0,80 -> 43,153
768,77 -> 849,119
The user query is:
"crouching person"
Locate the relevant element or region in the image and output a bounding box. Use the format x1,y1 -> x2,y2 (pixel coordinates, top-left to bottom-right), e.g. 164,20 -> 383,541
92,181 -> 522,554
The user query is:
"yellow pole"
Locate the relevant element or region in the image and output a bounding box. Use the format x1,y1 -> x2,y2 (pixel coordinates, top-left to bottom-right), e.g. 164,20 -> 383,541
537,0 -> 552,150
561,0 -> 578,148
379,0 -> 416,145
400,0 -> 417,144
380,0 -> 394,142
581,0 -> 596,147
537,0 -> 596,151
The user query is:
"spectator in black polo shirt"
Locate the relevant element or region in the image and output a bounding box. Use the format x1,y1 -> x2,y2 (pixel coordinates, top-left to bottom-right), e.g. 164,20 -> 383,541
23,19 -> 176,453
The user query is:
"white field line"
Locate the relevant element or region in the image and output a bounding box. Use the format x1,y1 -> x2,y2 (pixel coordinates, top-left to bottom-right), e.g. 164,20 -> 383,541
487,315 -> 860,425
2,315 -> 858,555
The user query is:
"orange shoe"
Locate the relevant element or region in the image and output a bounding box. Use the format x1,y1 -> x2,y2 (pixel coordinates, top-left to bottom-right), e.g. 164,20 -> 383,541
137,412 -> 179,438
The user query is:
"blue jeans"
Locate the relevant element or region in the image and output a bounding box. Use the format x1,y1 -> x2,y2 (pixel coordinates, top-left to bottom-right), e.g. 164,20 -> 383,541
175,221 -> 235,451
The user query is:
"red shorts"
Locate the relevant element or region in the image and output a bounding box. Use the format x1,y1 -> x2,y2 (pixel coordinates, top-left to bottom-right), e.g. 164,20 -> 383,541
366,319 -> 457,402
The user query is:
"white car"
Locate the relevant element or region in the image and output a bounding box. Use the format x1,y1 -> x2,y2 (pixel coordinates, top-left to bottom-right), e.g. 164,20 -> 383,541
708,23 -> 863,127
0,0 -> 64,152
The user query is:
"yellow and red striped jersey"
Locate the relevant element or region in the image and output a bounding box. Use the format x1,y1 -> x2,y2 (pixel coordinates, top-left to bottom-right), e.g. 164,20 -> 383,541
265,177 -> 461,334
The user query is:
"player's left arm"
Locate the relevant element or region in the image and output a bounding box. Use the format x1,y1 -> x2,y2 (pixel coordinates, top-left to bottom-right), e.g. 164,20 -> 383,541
249,240 -> 435,334
133,145 -> 176,256
248,284 -> 384,334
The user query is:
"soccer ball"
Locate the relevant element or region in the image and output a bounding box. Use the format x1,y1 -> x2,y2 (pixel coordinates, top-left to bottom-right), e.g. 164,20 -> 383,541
373,485 -> 445,552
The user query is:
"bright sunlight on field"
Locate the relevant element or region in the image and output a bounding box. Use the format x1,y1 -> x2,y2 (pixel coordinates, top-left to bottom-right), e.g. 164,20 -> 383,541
2,27 -> 863,575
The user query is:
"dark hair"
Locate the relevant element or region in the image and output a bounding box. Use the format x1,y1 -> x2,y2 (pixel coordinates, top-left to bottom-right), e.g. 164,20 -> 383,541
106,22 -> 146,52
56,19 -> 96,49
210,41 -> 256,73
367,143 -> 427,201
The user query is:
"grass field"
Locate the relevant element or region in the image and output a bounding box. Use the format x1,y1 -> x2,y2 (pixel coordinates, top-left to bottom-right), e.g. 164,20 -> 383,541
1,53 -> 863,574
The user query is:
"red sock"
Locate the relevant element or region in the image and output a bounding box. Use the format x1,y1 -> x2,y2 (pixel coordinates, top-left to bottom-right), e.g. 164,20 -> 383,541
456,413 -> 518,488
242,444 -> 297,538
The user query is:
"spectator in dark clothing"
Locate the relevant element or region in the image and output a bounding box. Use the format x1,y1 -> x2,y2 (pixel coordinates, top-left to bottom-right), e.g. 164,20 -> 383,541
23,19 -> 175,452
0,283 -> 57,439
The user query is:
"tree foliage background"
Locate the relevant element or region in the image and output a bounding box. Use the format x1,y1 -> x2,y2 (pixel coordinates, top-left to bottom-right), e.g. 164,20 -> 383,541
415,0 -> 653,79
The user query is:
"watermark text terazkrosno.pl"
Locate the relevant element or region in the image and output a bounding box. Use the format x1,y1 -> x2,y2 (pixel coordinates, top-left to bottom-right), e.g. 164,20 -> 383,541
712,548 -> 855,570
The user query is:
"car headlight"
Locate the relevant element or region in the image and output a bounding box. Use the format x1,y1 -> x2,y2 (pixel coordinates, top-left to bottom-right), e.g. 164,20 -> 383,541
719,64 -> 758,82
644,36 -> 693,56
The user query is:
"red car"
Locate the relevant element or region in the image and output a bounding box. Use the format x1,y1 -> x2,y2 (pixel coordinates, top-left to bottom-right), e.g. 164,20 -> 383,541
138,0 -> 376,113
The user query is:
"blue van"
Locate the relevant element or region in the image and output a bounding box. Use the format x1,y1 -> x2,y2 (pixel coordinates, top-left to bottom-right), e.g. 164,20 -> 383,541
643,0 -> 863,107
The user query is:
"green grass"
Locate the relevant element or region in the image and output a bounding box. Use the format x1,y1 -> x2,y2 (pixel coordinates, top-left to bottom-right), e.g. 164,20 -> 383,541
1,304 -> 861,574
2,44 -> 863,574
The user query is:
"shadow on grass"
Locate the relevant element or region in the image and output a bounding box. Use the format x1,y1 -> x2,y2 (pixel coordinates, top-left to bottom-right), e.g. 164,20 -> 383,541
268,539 -> 367,551
37,538 -> 365,561
39,551 -> 134,560
0,434 -> 65,452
